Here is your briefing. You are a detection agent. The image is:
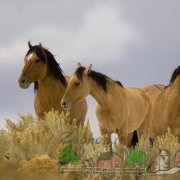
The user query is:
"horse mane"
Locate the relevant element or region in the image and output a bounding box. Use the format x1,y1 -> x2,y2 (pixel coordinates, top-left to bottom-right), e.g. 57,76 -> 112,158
26,44 -> 67,92
75,67 -> 123,92
169,66 -> 180,85
115,80 -> 124,87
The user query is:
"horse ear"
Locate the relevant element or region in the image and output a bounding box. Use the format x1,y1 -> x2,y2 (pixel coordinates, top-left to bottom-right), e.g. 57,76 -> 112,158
77,62 -> 81,67
39,43 -> 43,49
88,64 -> 92,71
38,43 -> 47,61
28,41 -> 33,50
85,64 -> 92,75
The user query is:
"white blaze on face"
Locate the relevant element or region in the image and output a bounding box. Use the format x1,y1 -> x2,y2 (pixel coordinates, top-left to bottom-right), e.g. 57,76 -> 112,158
27,53 -> 34,61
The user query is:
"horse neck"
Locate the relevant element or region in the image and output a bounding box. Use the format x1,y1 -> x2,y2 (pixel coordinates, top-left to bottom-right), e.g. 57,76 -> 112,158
37,73 -> 66,102
88,78 -> 124,106
171,75 -> 180,91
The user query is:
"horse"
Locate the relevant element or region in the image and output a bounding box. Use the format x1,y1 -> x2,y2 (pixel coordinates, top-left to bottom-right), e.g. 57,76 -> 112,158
18,42 -> 87,125
61,63 -> 151,147
148,66 -> 180,141
144,84 -> 165,105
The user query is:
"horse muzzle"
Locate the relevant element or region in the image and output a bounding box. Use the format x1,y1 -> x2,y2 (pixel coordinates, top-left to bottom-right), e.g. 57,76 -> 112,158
18,76 -> 31,89
61,98 -> 72,111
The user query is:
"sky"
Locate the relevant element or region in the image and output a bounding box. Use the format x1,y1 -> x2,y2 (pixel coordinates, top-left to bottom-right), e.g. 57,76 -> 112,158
0,0 -> 179,138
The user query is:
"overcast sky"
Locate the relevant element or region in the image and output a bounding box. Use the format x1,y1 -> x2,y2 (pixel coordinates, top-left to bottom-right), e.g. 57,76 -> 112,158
0,0 -> 179,138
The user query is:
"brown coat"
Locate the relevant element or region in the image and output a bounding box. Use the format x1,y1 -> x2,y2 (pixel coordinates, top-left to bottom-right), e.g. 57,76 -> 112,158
61,64 -> 151,146
18,43 -> 87,125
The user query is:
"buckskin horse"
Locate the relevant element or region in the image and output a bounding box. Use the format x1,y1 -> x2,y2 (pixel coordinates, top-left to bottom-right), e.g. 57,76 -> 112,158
61,63 -> 151,147
18,42 -> 87,125
148,66 -> 180,141
144,84 -> 165,105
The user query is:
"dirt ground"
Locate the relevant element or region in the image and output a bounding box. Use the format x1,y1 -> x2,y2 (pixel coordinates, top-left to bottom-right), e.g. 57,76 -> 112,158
1,172 -> 180,180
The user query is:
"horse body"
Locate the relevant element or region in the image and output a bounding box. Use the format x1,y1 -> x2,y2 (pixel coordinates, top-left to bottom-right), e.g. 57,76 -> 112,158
61,64 -> 151,147
96,86 -> 150,146
18,42 -> 87,125
125,87 -> 151,133
144,84 -> 165,104
34,74 -> 87,123
34,73 -> 66,119
143,84 -> 165,138
149,67 -> 180,140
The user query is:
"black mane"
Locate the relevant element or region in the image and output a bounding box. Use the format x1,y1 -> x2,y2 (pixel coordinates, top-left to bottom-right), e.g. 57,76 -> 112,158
26,44 -> 67,92
75,67 -> 123,92
115,80 -> 124,87
169,66 -> 180,85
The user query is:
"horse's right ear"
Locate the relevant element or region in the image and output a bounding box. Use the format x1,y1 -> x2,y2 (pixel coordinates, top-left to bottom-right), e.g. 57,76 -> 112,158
28,41 -> 33,50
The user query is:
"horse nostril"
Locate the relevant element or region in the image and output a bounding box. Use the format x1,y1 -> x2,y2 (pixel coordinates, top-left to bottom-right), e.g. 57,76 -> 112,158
19,77 -> 26,84
18,76 -> 30,89
62,101 -> 66,107
21,78 -> 26,84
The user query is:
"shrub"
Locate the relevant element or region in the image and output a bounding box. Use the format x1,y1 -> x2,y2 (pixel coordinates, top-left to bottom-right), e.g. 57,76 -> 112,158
156,127 -> 180,156
125,149 -> 148,167
59,147 -> 80,165
0,110 -> 93,166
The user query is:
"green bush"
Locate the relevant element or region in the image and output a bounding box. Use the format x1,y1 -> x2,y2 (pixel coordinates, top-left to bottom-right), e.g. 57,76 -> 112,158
59,147 -> 80,165
126,149 -> 148,167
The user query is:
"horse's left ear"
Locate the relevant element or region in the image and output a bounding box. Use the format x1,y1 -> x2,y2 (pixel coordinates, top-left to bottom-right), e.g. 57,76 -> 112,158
85,64 -> 92,75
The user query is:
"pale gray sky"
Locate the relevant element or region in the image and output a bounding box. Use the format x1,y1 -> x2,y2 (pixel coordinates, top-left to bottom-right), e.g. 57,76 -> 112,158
0,0 -> 179,138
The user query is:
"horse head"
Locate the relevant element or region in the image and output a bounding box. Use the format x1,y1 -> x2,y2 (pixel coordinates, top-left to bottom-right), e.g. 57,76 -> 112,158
61,63 -> 91,110
18,42 -> 48,89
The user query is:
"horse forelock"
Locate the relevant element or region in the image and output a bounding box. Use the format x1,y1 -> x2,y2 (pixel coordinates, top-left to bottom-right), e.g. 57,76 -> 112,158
169,66 -> 180,84
26,45 -> 45,61
75,66 -> 86,81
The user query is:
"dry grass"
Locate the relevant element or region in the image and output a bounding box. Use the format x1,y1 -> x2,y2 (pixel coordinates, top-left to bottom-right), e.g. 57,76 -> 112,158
138,128 -> 180,168
0,110 -> 93,179
156,127 -> 180,156
0,111 -> 179,179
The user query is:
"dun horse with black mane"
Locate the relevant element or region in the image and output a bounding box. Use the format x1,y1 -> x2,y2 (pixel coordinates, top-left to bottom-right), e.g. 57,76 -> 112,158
18,42 -> 87,125
61,63 -> 151,147
144,84 -> 165,105
149,66 -> 180,141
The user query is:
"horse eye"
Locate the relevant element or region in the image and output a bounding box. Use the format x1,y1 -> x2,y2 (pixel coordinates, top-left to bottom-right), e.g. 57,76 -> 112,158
75,82 -> 80,86
35,59 -> 41,63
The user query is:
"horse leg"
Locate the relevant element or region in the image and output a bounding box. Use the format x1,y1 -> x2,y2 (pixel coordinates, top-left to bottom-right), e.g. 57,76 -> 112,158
129,131 -> 138,148
137,125 -> 154,148
172,127 -> 180,139
116,127 -> 136,147
123,132 -> 138,148
116,132 -> 129,147
117,135 -> 128,147
99,125 -> 112,150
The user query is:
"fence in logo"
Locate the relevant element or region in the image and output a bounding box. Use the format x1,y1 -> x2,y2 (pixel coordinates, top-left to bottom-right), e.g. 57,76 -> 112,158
59,166 -> 147,174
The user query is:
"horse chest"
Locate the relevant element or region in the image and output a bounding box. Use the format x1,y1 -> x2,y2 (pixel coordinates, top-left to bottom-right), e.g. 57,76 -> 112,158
96,111 -> 123,132
34,94 -> 63,117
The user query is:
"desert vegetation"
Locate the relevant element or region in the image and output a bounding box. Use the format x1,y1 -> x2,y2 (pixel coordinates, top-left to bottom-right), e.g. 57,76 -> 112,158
0,110 -> 93,179
0,110 -> 179,179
